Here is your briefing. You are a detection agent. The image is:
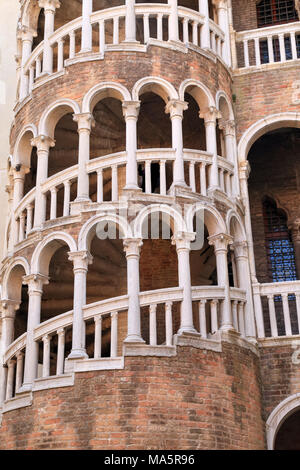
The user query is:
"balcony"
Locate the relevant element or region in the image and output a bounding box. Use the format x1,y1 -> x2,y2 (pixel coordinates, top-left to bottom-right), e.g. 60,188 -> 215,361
235,21 -> 300,71
18,3 -> 229,104
1,285 -> 247,407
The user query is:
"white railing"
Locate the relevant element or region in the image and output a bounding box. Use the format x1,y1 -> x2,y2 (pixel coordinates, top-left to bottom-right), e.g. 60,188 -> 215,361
13,149 -> 234,246
2,285 -> 247,400
254,280 -> 300,338
21,4 -> 226,100
236,21 -> 300,69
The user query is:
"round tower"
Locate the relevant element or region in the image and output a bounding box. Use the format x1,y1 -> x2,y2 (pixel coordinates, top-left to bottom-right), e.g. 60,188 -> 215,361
0,0 -> 266,450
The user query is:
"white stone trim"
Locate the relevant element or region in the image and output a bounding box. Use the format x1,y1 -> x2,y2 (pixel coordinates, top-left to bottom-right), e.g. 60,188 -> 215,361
132,76 -> 179,103
82,81 -> 131,114
2,392 -> 32,414
38,98 -> 81,138
30,231 -> 77,274
179,78 -> 215,108
266,393 -> 300,450
33,373 -> 75,391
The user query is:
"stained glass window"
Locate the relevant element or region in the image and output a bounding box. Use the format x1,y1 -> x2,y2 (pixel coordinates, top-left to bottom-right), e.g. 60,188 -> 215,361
263,197 -> 297,283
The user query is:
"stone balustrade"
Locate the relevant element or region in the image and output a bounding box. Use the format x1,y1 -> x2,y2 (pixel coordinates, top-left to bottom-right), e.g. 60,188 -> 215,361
19,2 -> 228,102
12,149 -> 235,247
0,285 -> 248,402
253,280 -> 300,338
236,21 -> 300,70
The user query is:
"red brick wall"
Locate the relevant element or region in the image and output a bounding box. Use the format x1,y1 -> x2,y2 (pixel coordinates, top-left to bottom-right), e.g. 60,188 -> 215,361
0,342 -> 265,450
259,342 -> 300,421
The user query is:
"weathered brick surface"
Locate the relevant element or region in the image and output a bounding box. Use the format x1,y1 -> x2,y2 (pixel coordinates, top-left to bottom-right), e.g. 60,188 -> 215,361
0,343 -> 265,450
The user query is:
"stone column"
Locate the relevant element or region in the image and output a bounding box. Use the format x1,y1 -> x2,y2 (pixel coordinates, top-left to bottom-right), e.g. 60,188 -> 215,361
18,27 -> 35,100
200,107 -> 221,191
223,119 -> 240,197
123,239 -> 144,343
239,161 -> 257,283
168,0 -> 179,42
20,274 -> 49,392
122,101 -> 141,191
173,233 -> 197,334
232,241 -> 256,340
124,0 -> 137,43
165,100 -> 188,189
31,135 -> 55,229
39,0 -> 61,75
0,300 -> 20,351
208,233 -> 234,330
73,113 -> 94,202
10,167 -> 27,249
68,251 -> 93,359
199,0 -> 210,49
81,0 -> 93,53
217,0 -> 231,66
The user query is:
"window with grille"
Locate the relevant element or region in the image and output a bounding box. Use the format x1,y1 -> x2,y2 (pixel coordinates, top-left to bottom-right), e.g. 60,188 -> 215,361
263,197 -> 297,283
257,0 -> 299,28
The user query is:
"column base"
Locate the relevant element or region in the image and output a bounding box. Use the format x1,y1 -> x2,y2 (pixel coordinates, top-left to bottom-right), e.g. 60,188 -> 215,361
124,334 -> 145,344
74,196 -> 91,203
220,324 -> 235,332
122,40 -> 140,44
177,326 -> 199,336
68,349 -> 89,360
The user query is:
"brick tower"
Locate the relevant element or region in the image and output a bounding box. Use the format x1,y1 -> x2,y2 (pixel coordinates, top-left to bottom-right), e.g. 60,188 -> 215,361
0,0 -> 299,450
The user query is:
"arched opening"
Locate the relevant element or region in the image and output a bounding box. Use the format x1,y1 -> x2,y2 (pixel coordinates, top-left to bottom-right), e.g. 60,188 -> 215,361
248,127 -> 300,283
85,221 -> 127,357
137,91 -> 173,193
6,264 -> 29,341
139,211 -> 180,343
248,126 -> 300,336
89,96 -> 126,202
274,408 -> 300,450
14,129 -> 37,198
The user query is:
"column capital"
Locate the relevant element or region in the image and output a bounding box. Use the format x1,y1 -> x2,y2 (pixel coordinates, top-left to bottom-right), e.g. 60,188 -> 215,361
219,119 -> 236,136
200,106 -> 222,124
231,240 -> 248,258
68,250 -> 93,271
12,165 -> 29,181
73,113 -> 95,131
165,100 -> 188,119
0,300 -> 21,319
38,0 -> 61,12
172,232 -> 196,251
18,26 -> 36,43
208,233 -> 233,251
22,273 -> 49,293
239,160 -> 251,180
123,238 -> 143,257
31,135 -> 55,152
122,101 -> 141,120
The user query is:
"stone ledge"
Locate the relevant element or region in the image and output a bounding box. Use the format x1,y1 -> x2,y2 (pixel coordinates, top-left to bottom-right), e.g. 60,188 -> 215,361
174,331 -> 222,353
220,329 -> 259,356
2,392 -> 32,414
33,373 -> 75,392
67,357 -> 125,372
123,343 -> 177,357
258,334 -> 300,348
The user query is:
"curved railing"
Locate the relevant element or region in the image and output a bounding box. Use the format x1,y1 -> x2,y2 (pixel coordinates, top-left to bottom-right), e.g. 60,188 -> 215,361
2,286 -> 247,401
13,148 -> 235,246
20,4 -> 227,101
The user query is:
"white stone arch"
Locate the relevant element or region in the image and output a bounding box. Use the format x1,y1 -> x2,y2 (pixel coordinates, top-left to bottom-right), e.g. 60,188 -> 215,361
266,393 -> 300,450
31,231 -> 77,276
2,257 -> 30,301
179,79 -> 215,110
82,82 -> 132,114
12,123 -> 38,168
216,90 -> 234,121
133,204 -> 187,239
238,112 -> 300,163
226,209 -> 247,242
185,203 -> 227,236
78,213 -> 133,252
21,0 -> 41,32
132,76 -> 179,104
38,98 -> 81,138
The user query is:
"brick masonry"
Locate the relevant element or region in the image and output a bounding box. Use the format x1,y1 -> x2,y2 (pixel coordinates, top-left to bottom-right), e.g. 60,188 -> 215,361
0,342 -> 265,450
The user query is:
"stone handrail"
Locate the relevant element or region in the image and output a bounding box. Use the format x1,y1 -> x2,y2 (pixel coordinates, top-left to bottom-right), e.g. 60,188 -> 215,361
19,4 -> 227,101
236,21 -> 300,69
253,280 -> 300,338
